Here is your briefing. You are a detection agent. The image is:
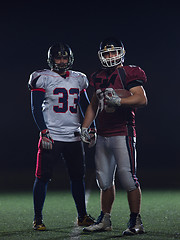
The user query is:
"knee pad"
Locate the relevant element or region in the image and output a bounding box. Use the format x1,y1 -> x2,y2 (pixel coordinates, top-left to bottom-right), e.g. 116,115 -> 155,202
96,171 -> 114,191
118,168 -> 139,191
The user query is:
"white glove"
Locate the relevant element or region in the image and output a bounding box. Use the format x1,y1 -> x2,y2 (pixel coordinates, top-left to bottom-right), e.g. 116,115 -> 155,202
81,127 -> 91,143
81,127 -> 97,148
88,128 -> 97,148
40,129 -> 54,150
96,89 -> 104,112
104,88 -> 121,107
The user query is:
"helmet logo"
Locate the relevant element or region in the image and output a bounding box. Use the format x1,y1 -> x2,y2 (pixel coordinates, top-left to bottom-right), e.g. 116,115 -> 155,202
104,45 -> 115,51
58,51 -> 68,57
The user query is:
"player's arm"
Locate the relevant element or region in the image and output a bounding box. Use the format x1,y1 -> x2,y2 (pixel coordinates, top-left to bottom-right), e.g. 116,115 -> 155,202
120,66 -> 147,108
82,92 -> 99,128
31,90 -> 47,131
79,88 -> 96,128
31,90 -> 54,149
105,83 -> 147,109
120,85 -> 147,108
81,93 -> 99,146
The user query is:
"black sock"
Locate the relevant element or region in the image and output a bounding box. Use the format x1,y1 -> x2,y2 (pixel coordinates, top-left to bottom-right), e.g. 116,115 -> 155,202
130,212 -> 139,218
33,177 -> 48,220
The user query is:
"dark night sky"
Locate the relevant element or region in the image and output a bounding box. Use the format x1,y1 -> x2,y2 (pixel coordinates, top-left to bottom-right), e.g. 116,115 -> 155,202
0,1 -> 179,188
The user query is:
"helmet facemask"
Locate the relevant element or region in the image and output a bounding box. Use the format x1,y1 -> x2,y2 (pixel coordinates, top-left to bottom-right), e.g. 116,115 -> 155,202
98,46 -> 125,68
53,54 -> 69,73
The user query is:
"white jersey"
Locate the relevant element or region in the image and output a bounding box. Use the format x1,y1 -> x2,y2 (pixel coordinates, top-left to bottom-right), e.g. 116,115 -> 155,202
29,69 -> 89,142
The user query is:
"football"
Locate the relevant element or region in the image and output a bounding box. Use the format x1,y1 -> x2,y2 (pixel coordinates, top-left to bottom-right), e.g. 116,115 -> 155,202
104,88 -> 131,113
115,89 -> 132,98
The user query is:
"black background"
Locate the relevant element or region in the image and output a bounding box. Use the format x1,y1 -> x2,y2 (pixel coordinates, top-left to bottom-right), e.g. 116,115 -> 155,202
0,1 -> 179,190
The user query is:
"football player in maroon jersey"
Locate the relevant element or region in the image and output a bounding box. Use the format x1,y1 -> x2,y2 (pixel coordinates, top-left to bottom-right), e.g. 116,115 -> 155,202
81,38 -> 147,235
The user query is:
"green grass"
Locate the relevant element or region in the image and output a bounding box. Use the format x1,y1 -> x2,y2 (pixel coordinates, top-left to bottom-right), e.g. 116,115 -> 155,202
0,190 -> 180,240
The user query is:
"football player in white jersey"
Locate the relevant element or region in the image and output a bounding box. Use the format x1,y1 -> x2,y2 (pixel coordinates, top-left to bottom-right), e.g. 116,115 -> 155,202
28,43 -> 95,231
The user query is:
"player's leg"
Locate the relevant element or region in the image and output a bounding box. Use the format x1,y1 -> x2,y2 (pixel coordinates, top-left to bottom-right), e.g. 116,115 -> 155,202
112,136 -> 144,235
127,186 -> 141,214
33,140 -> 59,230
96,136 -> 116,213
63,141 -> 95,226
33,177 -> 48,230
83,136 -> 115,232
101,185 -> 115,214
125,136 -> 144,235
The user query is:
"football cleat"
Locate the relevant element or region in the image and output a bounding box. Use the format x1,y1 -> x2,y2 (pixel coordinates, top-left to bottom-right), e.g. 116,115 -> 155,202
123,213 -> 144,235
78,214 -> 96,226
33,219 -> 46,231
83,211 -> 112,232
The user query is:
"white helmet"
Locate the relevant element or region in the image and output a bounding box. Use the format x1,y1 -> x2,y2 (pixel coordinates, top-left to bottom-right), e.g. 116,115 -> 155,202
98,38 -> 126,68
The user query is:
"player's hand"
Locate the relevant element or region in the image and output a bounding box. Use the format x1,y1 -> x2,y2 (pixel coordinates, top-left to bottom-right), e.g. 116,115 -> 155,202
40,129 -> 54,150
96,89 -> 104,112
81,127 -> 91,144
81,127 -> 97,148
88,128 -> 97,148
104,88 -> 121,107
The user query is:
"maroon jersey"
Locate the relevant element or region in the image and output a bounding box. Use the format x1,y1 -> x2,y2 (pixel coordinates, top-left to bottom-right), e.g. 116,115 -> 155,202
90,65 -> 147,137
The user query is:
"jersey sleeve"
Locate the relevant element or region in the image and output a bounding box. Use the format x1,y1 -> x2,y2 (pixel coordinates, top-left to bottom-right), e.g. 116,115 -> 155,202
124,66 -> 147,87
28,71 -> 46,92
78,72 -> 89,92
28,71 -> 47,131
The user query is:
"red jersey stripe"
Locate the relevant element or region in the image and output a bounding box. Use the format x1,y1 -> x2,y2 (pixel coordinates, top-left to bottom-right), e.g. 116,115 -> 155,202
31,88 -> 45,93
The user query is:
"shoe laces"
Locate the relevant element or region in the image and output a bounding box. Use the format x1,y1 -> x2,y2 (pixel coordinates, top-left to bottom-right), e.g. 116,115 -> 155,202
85,214 -> 95,222
88,214 -> 95,220
79,214 -> 94,222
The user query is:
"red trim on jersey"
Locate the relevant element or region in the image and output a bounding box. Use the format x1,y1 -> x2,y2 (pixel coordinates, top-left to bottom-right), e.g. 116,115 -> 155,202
31,88 -> 45,93
66,71 -> 70,77
80,88 -> 86,94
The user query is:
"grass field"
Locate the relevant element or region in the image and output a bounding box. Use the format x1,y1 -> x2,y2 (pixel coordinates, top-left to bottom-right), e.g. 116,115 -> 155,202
0,190 -> 180,240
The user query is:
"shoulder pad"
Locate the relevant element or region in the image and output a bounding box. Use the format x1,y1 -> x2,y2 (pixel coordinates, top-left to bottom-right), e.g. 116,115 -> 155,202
28,69 -> 48,90
70,70 -> 87,78
123,65 -> 147,84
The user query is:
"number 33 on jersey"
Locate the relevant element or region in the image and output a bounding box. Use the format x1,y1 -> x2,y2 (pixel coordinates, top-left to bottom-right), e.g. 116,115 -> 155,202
28,69 -> 89,141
